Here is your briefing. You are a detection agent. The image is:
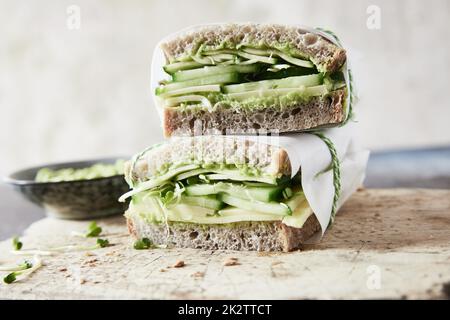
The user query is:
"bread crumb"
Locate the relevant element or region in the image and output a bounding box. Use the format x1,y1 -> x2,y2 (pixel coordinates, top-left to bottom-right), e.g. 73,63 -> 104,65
224,257 -> 239,266
160,268 -> 166,272
85,252 -> 95,257
80,279 -> 87,284
58,267 -> 67,272
173,260 -> 185,268
85,259 -> 98,264
192,271 -> 205,278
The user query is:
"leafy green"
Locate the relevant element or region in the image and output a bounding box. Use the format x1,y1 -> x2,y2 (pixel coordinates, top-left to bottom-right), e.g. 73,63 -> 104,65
71,221 -> 103,238
12,237 -> 22,251
3,273 -> 17,284
133,238 -> 154,250
85,222 -> 102,237
96,238 -> 110,248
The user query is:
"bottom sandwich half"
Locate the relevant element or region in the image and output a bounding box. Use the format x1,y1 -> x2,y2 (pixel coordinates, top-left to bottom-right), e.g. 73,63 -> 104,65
121,136 -> 323,252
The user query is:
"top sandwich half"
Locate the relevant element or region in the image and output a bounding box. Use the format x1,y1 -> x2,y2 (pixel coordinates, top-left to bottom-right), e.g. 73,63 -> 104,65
154,23 -> 349,137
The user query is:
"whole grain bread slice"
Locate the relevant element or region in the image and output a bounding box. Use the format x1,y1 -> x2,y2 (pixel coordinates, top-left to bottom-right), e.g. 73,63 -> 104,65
126,213 -> 321,252
163,88 -> 345,137
161,23 -> 346,73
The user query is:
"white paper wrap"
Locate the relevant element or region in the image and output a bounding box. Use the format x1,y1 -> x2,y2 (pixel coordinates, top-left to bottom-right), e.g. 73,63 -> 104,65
245,124 -> 368,241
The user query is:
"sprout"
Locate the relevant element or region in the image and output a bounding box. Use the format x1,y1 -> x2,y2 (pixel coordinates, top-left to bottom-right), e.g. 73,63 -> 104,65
11,238 -> 111,256
96,238 -> 109,248
71,221 -> 102,238
133,238 -> 154,250
0,260 -> 32,272
2,256 -> 42,284
12,237 -> 23,251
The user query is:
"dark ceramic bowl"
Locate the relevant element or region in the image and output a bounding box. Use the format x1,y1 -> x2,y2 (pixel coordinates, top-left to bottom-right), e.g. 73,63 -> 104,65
4,157 -> 130,220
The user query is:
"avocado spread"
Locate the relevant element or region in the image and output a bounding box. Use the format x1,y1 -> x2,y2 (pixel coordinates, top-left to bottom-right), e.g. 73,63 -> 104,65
35,159 -> 125,182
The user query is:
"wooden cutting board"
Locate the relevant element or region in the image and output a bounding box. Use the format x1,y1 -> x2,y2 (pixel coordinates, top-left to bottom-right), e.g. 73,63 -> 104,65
0,188 -> 449,299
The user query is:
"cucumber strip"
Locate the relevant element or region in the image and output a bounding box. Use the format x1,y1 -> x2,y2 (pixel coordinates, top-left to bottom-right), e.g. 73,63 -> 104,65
285,191 -> 306,211
236,51 -> 278,64
163,61 -> 204,74
223,74 -> 322,93
226,85 -> 328,101
159,84 -> 221,98
205,173 -> 277,185
174,168 -> 212,181
242,48 -> 314,68
218,194 -> 291,216
179,195 -> 225,210
164,95 -> 212,108
173,64 -> 259,82
191,55 -> 216,65
185,182 -> 283,202
273,51 -> 314,68
202,49 -> 277,65
211,54 -> 237,62
238,59 -> 260,65
156,72 -> 239,94
202,49 -> 235,56
118,164 -> 200,202
242,47 -> 271,56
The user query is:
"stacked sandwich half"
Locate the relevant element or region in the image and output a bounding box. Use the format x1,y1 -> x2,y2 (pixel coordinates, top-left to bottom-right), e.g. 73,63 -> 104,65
120,24 -> 367,251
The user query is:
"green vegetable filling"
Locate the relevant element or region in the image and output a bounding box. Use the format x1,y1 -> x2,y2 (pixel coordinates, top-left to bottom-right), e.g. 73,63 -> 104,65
156,45 -> 346,111
123,166 -> 313,227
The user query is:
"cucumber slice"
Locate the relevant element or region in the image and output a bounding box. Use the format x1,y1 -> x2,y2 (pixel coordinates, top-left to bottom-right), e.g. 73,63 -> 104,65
185,182 -> 283,202
179,195 -> 225,210
236,51 -> 278,64
273,51 -> 314,68
159,84 -> 221,98
173,64 -> 260,82
156,72 -> 239,95
241,47 -> 271,56
118,164 -> 200,202
164,61 -> 204,74
205,173 -> 277,185
218,194 -> 291,216
174,168 -> 212,181
164,95 -> 212,108
224,74 -> 322,94
242,47 -> 314,68
226,85 -> 328,101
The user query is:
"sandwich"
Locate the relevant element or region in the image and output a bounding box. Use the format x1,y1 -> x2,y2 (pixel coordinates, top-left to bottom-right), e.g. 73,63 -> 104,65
120,136 -> 322,252
152,23 -> 351,137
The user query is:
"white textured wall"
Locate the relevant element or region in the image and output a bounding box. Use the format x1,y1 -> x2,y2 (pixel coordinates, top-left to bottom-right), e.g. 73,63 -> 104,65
1,0 -> 449,176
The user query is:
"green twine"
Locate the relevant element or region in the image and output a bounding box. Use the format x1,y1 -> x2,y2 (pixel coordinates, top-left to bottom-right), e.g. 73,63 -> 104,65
315,27 -> 355,126
312,131 -> 341,225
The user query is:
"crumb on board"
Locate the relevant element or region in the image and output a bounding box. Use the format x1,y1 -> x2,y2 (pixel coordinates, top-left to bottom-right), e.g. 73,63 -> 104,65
223,257 -> 239,266
85,252 -> 95,257
192,271 -> 205,278
160,268 -> 166,272
58,267 -> 68,272
80,279 -> 87,284
173,260 -> 185,268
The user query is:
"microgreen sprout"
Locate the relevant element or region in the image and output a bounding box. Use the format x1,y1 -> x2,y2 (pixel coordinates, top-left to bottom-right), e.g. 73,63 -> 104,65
12,237 -> 22,251
2,256 -> 42,284
133,238 -> 154,250
71,221 -> 102,238
11,238 -> 111,256
96,238 -> 110,248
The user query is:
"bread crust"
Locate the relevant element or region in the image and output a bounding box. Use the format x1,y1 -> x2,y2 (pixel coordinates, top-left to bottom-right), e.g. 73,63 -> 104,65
163,89 -> 346,137
126,214 -> 321,252
161,23 -> 346,73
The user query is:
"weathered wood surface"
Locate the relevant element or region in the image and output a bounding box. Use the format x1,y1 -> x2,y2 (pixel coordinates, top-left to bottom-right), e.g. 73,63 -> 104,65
0,189 -> 449,299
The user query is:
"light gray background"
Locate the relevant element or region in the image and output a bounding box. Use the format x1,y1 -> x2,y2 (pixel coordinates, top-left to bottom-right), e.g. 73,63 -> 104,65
1,0 -> 449,177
